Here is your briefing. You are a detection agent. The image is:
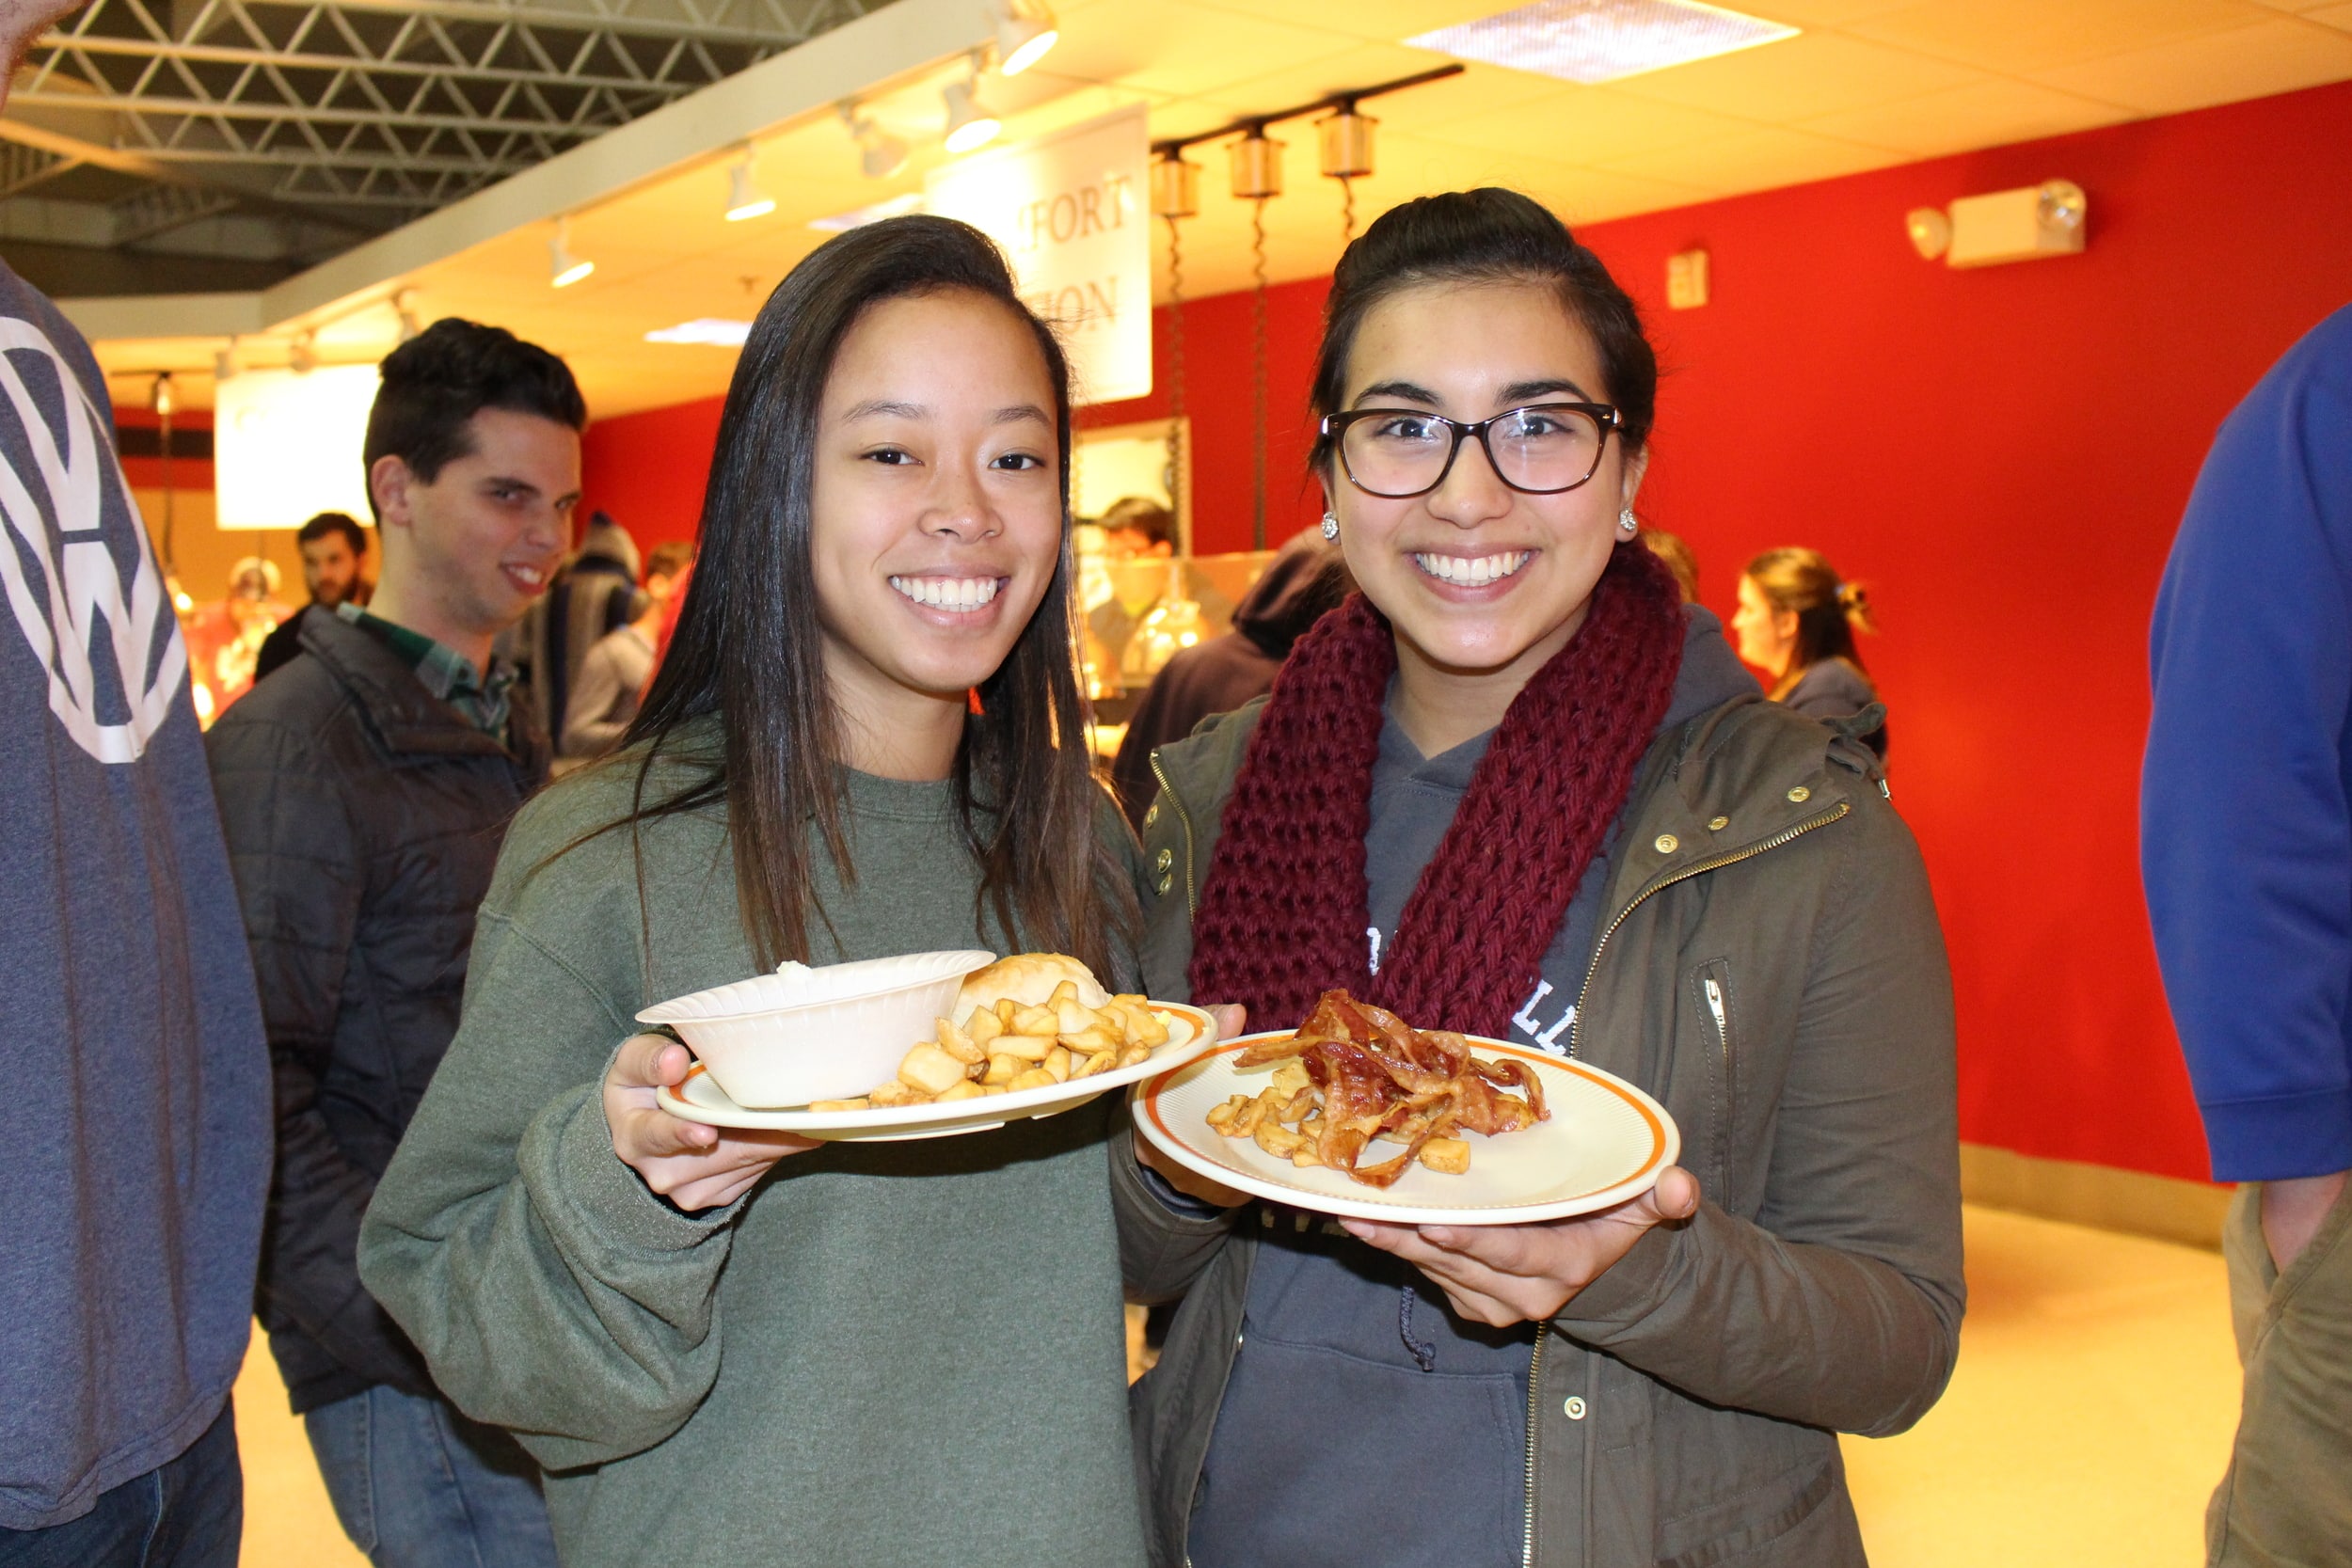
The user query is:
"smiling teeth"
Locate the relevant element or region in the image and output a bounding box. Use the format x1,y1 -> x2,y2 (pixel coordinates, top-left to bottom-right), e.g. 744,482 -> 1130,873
889,575 -> 1001,610
1412,551 -> 1531,587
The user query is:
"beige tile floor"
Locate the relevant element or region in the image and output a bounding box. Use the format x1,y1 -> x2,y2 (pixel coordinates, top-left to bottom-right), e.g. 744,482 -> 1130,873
233,1204 -> 2242,1568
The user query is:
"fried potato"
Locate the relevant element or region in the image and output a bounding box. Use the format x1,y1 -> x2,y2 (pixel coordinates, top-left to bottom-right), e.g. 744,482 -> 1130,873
935,1017 -> 983,1065
1007,1066 -> 1057,1093
1075,1049 -> 1117,1079
868,1080 -> 926,1107
1048,979 -> 1078,1009
1269,1059 -> 1311,1095
1254,1118 -> 1305,1159
1292,1144 -> 1325,1168
809,1098 -> 868,1113
898,1042 -> 970,1097
934,1080 -> 986,1102
1118,1042 -> 1154,1069
1011,1003 -> 1059,1037
1056,997 -> 1096,1035
982,1053 -> 1024,1085
1419,1137 -> 1471,1175
1120,1004 -> 1170,1049
966,1006 -> 1004,1046
1043,1045 -> 1073,1083
994,1032 -> 1056,1063
1205,1096 -> 1247,1132
1060,1022 -> 1120,1055
994,998 -> 1018,1027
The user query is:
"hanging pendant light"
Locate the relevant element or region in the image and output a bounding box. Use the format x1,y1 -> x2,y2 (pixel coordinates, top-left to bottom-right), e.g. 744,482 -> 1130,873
838,101 -> 909,180
1230,126 -> 1283,549
725,147 -> 775,222
1152,149 -> 1199,220
994,0 -> 1058,75
1229,124 -> 1283,200
943,55 -> 1001,155
549,216 -> 594,288
1319,103 -> 1375,243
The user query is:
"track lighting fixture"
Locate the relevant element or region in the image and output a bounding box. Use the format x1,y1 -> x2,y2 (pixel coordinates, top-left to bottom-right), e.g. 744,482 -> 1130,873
549,216 -> 594,288
837,102 -> 909,180
993,0 -> 1058,75
943,55 -> 1001,155
725,148 -> 775,222
1229,125 -> 1283,200
1151,149 -> 1199,220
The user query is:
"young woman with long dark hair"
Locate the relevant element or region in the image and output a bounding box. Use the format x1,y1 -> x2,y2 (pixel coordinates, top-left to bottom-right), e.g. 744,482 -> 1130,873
1119,189 -> 1963,1568
358,216 -> 1152,1568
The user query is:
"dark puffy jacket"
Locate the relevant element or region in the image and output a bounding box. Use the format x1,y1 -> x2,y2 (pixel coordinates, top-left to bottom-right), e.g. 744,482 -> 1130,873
205,608 -> 548,1413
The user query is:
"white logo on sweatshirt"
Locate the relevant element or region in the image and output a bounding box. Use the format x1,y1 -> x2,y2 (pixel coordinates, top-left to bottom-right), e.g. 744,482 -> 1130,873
0,318 -> 187,765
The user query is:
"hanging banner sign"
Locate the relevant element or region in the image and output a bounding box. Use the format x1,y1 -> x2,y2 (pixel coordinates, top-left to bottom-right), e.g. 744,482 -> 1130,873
925,103 -> 1151,405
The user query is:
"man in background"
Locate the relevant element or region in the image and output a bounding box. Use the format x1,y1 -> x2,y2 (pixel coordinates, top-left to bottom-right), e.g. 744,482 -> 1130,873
253,510 -> 373,685
560,538 -> 692,765
1088,494 -> 1179,683
0,0 -> 273,1560
206,317 -> 578,1568
2143,302 -> 2352,1568
509,506 -> 639,745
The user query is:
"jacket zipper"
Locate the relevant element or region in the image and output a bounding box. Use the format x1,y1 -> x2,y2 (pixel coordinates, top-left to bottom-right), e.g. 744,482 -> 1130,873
1149,750 -> 1201,918
1566,803 -> 1849,1059
1521,1330 -> 1546,1568
1704,974 -> 1729,1064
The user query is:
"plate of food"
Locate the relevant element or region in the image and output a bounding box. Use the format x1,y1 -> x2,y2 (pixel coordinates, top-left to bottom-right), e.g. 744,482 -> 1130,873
656,952 -> 1217,1141
1132,990 -> 1677,1226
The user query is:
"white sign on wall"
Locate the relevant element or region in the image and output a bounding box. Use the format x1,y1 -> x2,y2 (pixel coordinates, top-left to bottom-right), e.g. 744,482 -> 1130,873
214,364 -> 380,529
926,103 -> 1151,405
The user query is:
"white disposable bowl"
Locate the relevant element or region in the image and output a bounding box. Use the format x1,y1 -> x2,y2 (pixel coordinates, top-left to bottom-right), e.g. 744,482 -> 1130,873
636,950 -> 994,1109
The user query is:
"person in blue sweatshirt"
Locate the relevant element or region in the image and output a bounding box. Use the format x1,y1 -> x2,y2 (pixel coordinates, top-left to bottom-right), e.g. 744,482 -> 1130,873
2142,301 -> 2352,1568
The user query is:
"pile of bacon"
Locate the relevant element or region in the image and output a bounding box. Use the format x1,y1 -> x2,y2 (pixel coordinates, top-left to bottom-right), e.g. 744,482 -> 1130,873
1216,990 -> 1549,1188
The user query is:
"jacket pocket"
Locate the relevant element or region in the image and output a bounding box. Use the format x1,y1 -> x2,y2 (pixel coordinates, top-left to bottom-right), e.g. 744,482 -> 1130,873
1656,1449 -> 1840,1568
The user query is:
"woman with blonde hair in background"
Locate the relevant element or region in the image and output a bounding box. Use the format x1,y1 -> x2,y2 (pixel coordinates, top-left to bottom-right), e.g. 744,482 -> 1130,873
1732,546 -> 1886,757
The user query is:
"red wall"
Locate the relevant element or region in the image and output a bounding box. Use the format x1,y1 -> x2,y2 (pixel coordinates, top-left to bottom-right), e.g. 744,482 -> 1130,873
580,81 -> 2352,1182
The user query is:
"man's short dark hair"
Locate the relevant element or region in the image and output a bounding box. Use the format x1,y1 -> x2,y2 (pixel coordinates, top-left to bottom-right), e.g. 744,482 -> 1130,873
297,511 -> 368,555
362,318 -> 587,506
1100,495 -> 1175,550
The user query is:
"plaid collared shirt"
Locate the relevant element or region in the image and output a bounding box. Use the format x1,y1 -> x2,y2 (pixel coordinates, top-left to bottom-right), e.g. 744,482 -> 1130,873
335,602 -> 518,738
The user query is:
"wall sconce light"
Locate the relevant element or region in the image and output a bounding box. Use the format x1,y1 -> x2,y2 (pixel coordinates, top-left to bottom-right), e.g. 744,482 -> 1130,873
214,337 -> 238,384
393,288 -> 421,341
150,371 -> 175,417
1907,179 -> 2085,268
838,102 -> 909,179
549,216 -> 594,287
724,147 -> 775,222
994,0 -> 1058,76
289,331 -> 318,374
1229,125 -> 1283,199
943,55 -> 1002,155
1666,247 -> 1708,309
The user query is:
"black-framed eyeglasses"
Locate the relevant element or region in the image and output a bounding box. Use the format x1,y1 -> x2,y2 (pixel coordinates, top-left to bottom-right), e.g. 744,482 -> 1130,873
1321,402 -> 1623,499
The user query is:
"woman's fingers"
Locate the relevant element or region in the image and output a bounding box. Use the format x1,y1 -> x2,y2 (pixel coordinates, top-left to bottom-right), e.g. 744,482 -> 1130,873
610,1032 -> 691,1090
1206,1002 -> 1248,1041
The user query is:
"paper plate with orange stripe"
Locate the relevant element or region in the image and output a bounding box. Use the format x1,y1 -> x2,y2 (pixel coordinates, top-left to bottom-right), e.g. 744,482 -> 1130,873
1132,1031 -> 1678,1227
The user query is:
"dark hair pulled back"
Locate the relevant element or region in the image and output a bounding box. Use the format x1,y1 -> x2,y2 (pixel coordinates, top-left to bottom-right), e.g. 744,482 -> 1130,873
1308,187 -> 1658,478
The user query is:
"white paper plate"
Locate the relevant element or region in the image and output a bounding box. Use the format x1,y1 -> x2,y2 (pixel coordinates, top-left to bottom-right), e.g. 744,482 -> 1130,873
1132,1030 -> 1678,1226
658,1002 -> 1217,1141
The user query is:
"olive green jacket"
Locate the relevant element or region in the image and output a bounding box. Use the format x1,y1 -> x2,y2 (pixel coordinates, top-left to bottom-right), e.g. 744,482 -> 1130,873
1111,691 -> 1963,1568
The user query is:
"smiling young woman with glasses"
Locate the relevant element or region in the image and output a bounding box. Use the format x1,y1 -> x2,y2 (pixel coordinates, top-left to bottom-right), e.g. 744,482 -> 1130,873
1116,187 -> 1963,1568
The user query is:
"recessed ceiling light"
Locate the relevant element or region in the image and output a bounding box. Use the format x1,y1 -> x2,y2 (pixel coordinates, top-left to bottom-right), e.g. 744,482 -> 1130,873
807,192 -> 925,232
645,318 -> 753,346
1407,0 -> 1797,86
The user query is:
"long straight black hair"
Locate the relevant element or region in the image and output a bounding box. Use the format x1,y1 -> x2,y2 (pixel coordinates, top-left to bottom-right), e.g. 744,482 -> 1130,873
612,214 -> 1124,976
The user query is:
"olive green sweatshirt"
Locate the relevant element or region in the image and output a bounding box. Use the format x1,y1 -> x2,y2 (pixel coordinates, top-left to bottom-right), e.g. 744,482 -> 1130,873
356,747 -> 1147,1568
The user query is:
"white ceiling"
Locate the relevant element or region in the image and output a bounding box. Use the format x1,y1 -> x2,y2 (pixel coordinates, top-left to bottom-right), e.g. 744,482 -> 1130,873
84,0 -> 2352,419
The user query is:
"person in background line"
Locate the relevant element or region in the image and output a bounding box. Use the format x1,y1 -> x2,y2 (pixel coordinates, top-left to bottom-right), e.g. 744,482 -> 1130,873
1110,527 -> 1351,829
2142,302 -> 2352,1568
253,510 -> 373,685
205,317 -> 577,1568
1731,546 -> 1886,757
560,539 -> 694,765
1089,494 -> 1179,679
1641,523 -> 1698,603
0,4 -> 273,1562
510,507 -> 641,745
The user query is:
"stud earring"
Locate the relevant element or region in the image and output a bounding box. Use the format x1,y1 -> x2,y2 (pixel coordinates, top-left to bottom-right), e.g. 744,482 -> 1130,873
1321,512 -> 1340,542
1617,507 -> 1639,537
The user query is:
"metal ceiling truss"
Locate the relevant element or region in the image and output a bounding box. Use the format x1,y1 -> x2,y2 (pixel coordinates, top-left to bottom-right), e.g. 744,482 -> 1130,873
6,0 -> 876,279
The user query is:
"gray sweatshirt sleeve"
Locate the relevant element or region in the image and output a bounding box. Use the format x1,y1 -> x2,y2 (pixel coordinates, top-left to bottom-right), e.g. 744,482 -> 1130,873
358,903 -> 740,1471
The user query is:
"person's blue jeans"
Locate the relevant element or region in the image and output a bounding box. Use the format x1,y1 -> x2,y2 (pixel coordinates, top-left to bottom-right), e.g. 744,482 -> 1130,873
0,1397 -> 240,1568
302,1384 -> 560,1568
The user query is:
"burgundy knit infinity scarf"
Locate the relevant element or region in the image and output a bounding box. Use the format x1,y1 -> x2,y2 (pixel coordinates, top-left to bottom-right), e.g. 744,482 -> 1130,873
1188,542 -> 1687,1038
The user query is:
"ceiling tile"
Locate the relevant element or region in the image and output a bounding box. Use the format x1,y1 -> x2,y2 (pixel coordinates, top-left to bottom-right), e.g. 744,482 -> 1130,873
1420,88 -> 1764,164
1025,0 -> 1360,102
1184,48 -> 1566,129
1595,123 -> 1913,192
1845,0 -> 2263,73
2029,16 -> 2352,112
1794,75 -> 2136,155
1736,0 -> 1927,19
1602,28 -> 1990,119
1178,0 -> 1506,45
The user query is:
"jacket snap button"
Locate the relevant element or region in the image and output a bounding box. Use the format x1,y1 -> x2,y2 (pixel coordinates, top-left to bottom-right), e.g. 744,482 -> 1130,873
1708,816 -> 1729,832
1144,803 -> 1160,828
1653,833 -> 1678,854
1154,847 -> 1174,872
1563,1396 -> 1587,1419
1787,785 -> 1811,803
1156,873 -> 1173,895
